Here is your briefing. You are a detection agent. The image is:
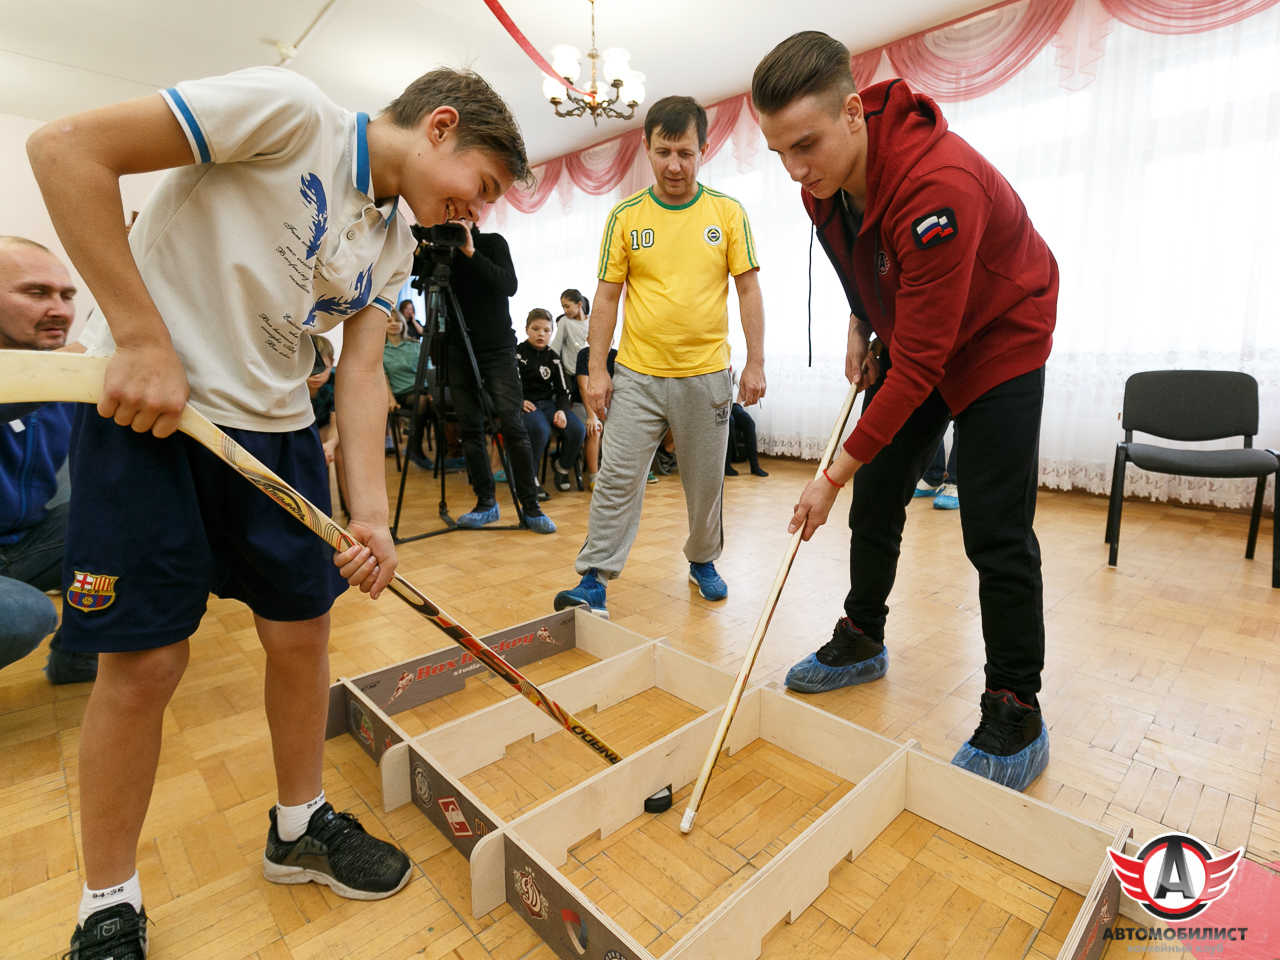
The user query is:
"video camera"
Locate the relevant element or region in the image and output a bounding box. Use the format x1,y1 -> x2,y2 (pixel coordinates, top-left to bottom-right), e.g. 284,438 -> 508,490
410,222 -> 470,291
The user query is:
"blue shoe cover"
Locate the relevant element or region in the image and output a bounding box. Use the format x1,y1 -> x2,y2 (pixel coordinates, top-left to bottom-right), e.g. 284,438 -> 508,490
784,647 -> 889,693
951,724 -> 1049,792
457,504 -> 500,528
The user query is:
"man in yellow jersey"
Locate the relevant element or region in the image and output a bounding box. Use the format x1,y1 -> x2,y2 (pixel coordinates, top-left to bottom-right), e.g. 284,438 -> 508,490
553,96 -> 766,618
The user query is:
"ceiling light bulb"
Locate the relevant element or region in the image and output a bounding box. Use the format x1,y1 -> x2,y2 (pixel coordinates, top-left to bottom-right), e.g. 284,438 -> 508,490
619,70 -> 645,105
600,47 -> 631,85
542,75 -> 565,102
550,44 -> 582,83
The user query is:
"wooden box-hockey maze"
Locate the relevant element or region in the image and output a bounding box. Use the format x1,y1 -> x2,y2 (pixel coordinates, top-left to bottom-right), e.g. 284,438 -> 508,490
326,609 -> 1163,960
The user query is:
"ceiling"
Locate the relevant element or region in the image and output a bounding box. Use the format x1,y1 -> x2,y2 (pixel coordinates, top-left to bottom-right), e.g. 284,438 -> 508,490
0,0 -> 995,166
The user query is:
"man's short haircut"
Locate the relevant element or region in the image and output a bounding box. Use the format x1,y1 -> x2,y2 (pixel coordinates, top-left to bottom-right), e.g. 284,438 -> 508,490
751,31 -> 857,116
398,298 -> 413,311
526,308 -> 553,326
0,236 -> 51,254
643,96 -> 708,148
385,69 -> 530,184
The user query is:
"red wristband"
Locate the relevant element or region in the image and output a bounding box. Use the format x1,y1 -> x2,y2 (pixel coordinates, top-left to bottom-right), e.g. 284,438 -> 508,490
822,467 -> 844,489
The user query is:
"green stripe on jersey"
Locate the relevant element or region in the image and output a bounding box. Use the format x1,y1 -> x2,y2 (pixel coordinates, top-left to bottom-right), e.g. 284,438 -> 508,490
597,192 -> 648,278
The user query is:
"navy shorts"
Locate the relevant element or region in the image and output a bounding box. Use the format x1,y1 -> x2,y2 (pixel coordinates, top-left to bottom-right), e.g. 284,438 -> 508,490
60,405 -> 347,653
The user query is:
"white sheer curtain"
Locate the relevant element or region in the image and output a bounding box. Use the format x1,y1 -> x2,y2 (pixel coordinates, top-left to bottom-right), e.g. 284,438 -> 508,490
492,5 -> 1280,507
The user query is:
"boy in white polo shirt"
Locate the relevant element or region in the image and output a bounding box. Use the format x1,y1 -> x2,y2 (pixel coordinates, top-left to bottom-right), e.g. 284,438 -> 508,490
27,65 -> 527,959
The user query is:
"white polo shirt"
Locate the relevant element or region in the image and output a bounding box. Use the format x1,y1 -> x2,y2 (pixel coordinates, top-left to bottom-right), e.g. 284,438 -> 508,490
80,66 -> 416,431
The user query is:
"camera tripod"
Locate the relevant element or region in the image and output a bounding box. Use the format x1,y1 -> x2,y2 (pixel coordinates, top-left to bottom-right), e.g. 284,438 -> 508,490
390,255 -> 526,542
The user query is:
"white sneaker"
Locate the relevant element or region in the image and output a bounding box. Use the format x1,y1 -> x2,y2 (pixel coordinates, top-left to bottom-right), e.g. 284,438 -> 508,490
933,483 -> 959,510
913,479 -> 941,498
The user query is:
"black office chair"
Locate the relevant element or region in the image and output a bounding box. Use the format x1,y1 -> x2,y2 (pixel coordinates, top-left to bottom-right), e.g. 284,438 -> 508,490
1105,370 -> 1278,587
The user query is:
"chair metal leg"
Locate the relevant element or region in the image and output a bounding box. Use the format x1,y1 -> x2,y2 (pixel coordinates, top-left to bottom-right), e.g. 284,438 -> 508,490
1106,446 -> 1126,557
1105,450 -> 1126,568
1246,476 -> 1265,559
1273,470 -> 1279,588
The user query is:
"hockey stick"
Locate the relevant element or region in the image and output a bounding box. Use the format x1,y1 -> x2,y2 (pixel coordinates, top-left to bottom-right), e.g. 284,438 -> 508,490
0,350 -> 622,765
680,373 -> 867,833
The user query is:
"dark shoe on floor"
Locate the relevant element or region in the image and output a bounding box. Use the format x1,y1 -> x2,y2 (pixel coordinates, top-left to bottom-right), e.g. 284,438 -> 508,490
950,690 -> 1049,792
457,502 -> 499,528
408,451 -> 434,469
67,903 -> 148,959
553,464 -> 572,492
750,464 -> 769,477
784,618 -> 888,693
443,456 -> 467,472
263,803 -> 411,900
725,464 -> 740,476
553,570 -> 608,618
688,561 -> 727,601
46,631 -> 98,685
655,449 -> 677,475
535,482 -> 551,502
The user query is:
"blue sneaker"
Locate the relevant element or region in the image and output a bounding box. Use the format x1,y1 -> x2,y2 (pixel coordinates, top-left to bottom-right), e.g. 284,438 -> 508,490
457,503 -> 499,528
950,690 -> 1049,792
688,561 -> 727,601
933,483 -> 959,510
913,479 -> 941,498
785,618 -> 888,693
523,511 -> 557,534
554,571 -> 608,618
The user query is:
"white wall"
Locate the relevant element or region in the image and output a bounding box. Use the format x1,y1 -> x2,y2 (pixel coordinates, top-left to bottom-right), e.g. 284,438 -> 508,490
0,111 -> 163,341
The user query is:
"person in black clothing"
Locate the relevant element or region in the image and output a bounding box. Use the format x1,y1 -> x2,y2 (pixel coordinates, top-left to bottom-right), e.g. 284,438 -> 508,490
725,403 -> 768,477
518,309 -> 585,494
575,342 -> 617,489
445,223 -> 554,533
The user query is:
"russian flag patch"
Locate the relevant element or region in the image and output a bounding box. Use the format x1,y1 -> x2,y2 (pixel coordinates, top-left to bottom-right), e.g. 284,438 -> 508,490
911,208 -> 957,249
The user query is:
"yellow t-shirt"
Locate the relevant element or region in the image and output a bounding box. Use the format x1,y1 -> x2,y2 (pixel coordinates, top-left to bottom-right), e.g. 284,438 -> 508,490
597,184 -> 758,378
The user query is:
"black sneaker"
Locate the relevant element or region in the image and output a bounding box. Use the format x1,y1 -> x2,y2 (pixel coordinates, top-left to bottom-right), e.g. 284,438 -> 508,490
815,617 -> 885,667
951,689 -> 1049,791
553,464 -> 572,492
263,803 -> 411,900
964,690 -> 1042,757
66,903 -> 148,959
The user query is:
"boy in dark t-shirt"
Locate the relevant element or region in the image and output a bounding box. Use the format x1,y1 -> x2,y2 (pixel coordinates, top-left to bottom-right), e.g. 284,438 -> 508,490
517,309 -> 584,493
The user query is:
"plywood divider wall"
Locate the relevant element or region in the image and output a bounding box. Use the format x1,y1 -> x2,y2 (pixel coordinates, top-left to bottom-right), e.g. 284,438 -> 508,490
905,748 -> 1116,897
574,608 -> 657,658
1059,823 -> 1131,960
416,643 -> 661,777
667,741 -> 912,960
759,686 -> 902,783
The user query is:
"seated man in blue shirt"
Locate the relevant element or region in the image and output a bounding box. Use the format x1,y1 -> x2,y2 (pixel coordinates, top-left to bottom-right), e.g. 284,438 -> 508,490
0,236 -> 97,682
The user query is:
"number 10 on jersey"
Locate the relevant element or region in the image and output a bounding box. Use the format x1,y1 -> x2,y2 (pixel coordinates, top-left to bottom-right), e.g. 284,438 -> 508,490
629,228 -> 654,250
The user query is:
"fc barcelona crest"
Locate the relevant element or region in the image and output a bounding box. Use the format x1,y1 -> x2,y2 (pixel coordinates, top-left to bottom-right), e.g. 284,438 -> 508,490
67,570 -> 118,612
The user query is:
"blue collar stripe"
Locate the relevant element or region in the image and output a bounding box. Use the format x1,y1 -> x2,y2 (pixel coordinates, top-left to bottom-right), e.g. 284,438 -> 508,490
166,88 -> 210,164
373,296 -> 393,312
355,112 -> 371,195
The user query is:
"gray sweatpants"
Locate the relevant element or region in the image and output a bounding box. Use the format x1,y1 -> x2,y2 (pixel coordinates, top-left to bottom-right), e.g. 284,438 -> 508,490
576,365 -> 732,579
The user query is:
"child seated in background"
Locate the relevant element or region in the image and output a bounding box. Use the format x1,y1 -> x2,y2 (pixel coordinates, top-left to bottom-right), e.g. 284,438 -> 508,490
575,342 -> 618,490
517,309 -> 585,494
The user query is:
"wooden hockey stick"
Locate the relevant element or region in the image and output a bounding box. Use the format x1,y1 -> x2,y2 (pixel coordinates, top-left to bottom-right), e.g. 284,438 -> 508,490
680,375 -> 867,833
0,350 -> 622,765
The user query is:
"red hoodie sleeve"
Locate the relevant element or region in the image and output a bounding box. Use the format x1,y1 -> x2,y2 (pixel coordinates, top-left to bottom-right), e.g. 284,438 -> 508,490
843,170 -> 991,464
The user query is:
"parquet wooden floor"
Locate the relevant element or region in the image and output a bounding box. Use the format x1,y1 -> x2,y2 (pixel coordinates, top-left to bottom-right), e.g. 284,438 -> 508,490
1,456 -> 1276,958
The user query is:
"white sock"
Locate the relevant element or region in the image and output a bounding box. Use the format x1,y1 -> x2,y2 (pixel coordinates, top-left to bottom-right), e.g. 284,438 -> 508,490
78,871 -> 142,925
276,791 -> 326,842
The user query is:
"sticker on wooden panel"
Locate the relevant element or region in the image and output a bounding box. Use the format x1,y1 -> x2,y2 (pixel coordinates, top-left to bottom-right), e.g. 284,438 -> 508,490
345,688 -> 400,764
504,835 -> 641,960
409,745 -> 495,856
353,610 -> 577,713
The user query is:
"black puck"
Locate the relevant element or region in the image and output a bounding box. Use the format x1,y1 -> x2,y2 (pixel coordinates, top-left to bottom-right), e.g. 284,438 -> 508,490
644,784 -> 673,813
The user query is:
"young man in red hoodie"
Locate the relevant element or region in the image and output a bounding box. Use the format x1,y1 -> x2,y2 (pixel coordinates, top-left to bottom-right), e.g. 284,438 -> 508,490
752,32 -> 1058,792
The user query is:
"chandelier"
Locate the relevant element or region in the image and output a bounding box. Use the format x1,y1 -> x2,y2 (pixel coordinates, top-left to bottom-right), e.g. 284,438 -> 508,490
540,0 -> 645,124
